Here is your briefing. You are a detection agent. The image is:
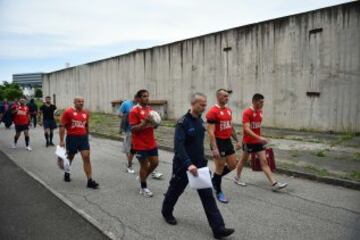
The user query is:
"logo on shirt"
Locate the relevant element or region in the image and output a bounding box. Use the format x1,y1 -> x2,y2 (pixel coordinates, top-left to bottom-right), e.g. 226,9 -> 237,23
220,111 -> 224,115
219,121 -> 232,131
73,112 -> 78,116
250,122 -> 261,129
71,120 -> 86,129
227,110 -> 231,116
82,113 -> 87,119
140,111 -> 145,115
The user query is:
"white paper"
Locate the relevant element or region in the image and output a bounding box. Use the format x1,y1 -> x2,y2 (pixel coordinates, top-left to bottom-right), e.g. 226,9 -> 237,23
186,167 -> 213,190
55,145 -> 70,173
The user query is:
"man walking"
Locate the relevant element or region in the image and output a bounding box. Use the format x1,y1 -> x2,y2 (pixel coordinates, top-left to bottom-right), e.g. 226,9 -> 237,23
162,93 -> 235,239
11,97 -> 32,151
129,89 -> 160,197
206,89 -> 240,203
234,93 -> 288,191
27,98 -> 38,128
39,96 -> 57,147
118,96 -> 137,174
59,96 -> 99,189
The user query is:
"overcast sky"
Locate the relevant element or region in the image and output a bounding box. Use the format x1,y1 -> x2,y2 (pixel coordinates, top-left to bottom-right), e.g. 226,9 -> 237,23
0,0 -> 352,82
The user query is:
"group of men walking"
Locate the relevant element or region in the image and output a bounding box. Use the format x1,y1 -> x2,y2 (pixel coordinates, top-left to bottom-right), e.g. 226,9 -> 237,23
3,88 -> 288,239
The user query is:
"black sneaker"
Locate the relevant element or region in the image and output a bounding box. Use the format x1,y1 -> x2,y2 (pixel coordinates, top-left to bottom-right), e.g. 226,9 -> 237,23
87,179 -> 99,189
162,211 -> 177,225
49,142 -> 55,146
64,172 -> 71,182
46,142 -> 49,147
213,228 -> 235,239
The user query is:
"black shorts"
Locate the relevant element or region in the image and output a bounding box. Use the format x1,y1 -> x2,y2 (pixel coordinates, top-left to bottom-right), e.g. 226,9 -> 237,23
215,138 -> 235,157
66,135 -> 90,155
135,148 -> 158,161
242,143 -> 265,153
43,119 -> 57,130
15,124 -> 29,133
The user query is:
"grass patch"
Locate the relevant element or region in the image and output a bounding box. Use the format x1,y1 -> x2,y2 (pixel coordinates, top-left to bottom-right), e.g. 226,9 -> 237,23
303,165 -> 330,176
290,150 -> 300,158
352,153 -> 360,162
348,171 -> 360,181
330,133 -> 355,147
314,151 -> 326,158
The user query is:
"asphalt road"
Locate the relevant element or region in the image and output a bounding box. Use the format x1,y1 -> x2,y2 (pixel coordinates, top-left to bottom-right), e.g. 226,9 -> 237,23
0,125 -> 359,240
0,150 -> 109,240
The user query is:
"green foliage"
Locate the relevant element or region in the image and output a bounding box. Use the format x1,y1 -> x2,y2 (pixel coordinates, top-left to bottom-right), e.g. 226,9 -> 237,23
0,81 -> 23,101
35,88 -> 43,98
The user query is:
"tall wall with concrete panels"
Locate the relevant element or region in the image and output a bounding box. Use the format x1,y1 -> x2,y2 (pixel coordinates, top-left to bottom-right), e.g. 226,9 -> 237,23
43,2 -> 360,132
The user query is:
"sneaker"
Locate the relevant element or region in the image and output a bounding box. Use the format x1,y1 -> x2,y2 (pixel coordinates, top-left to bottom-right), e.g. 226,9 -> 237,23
213,228 -> 235,239
139,188 -> 153,198
11,143 -> 17,149
126,166 -> 135,174
233,176 -> 247,186
87,179 -> 99,189
25,146 -> 32,151
64,172 -> 71,182
162,212 -> 177,225
272,182 -> 288,191
216,192 -> 229,204
49,142 -> 55,147
46,142 -> 49,147
151,171 -> 163,180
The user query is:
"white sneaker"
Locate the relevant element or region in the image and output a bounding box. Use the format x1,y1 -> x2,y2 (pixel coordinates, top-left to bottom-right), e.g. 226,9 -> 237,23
126,166 -> 135,174
272,182 -> 288,191
151,171 -> 163,180
25,146 -> 32,151
139,188 -> 153,198
11,143 -> 17,149
233,176 -> 247,186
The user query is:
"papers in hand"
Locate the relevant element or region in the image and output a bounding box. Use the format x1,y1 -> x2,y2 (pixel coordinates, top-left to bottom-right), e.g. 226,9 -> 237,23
186,167 -> 213,190
55,145 -> 70,172
55,145 -> 67,160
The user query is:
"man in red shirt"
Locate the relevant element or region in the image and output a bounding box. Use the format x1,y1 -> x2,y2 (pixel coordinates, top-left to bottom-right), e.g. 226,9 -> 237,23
129,89 -> 160,197
206,89 -> 241,203
234,93 -> 287,191
11,97 -> 32,151
59,96 -> 99,189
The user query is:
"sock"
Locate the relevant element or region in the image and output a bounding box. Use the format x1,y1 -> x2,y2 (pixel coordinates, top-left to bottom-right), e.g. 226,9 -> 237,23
272,182 -> 278,186
141,181 -> 147,189
50,132 -> 53,143
212,173 -> 222,194
45,133 -> 49,143
221,166 -> 231,177
25,136 -> 30,147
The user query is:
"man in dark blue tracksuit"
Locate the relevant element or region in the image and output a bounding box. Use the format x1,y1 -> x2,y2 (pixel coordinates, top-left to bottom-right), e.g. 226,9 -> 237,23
161,93 -> 234,239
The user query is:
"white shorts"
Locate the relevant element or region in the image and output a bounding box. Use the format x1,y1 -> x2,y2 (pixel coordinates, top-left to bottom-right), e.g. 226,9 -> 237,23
122,131 -> 132,154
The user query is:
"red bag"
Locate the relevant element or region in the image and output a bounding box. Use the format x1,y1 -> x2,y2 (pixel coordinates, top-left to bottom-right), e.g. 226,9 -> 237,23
250,148 -> 276,172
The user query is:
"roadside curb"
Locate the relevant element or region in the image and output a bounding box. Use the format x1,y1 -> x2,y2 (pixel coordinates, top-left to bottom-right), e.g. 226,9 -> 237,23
91,131 -> 360,191
1,151 -> 117,240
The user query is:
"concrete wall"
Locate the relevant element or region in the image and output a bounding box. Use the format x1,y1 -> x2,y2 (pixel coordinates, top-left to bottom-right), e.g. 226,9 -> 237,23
43,2 -> 360,132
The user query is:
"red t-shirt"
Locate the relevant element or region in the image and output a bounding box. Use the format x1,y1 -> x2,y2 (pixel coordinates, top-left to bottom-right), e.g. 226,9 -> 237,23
129,105 -> 157,150
61,107 -> 89,136
12,105 -> 29,126
242,107 -> 263,144
206,105 -> 233,139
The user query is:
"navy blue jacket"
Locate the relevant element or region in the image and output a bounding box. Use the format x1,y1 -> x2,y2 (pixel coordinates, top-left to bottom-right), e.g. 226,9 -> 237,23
173,111 -> 208,170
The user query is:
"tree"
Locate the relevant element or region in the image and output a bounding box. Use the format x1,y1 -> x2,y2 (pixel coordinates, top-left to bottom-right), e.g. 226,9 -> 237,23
35,88 -> 43,98
0,82 -> 23,101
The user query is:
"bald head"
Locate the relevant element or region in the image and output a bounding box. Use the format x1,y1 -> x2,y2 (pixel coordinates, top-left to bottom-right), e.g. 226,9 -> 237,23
74,96 -> 85,110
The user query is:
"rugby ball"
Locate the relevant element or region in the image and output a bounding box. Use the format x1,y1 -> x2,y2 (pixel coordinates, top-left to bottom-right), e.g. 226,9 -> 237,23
149,110 -> 161,126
